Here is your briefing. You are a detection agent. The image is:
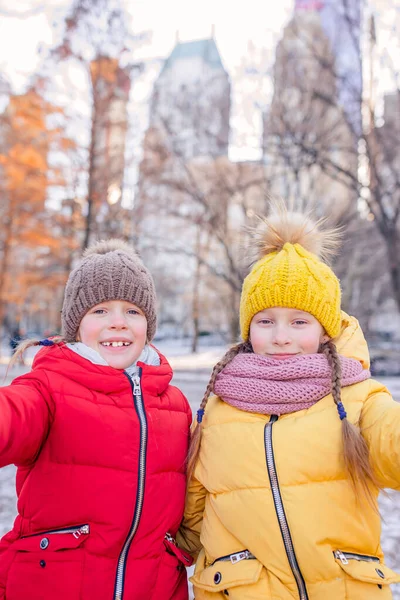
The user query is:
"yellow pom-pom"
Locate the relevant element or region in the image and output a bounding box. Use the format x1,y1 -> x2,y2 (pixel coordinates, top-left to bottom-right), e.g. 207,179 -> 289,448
250,200 -> 341,264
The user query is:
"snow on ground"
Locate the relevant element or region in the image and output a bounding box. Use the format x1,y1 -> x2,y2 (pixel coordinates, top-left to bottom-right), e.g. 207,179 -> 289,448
0,343 -> 399,598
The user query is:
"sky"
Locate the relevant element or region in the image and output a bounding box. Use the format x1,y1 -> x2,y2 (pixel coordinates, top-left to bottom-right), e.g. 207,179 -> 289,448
0,0 -> 298,167
1,1 -> 398,168
0,0 -> 294,91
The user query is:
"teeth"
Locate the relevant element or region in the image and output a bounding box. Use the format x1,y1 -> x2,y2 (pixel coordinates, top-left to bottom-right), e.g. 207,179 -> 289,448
101,342 -> 131,347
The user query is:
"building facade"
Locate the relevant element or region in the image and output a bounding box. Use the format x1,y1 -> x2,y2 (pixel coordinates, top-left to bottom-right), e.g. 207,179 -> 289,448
262,2 -> 358,216
295,0 -> 362,135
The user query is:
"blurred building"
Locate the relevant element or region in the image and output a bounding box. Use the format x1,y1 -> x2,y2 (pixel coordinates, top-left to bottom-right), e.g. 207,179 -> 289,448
137,37 -> 269,340
137,22 -> 394,344
262,2 -> 358,215
295,0 -> 362,135
371,91 -> 400,200
138,35 -> 232,245
381,91 -> 400,147
148,37 -> 231,160
365,90 -> 400,343
89,56 -> 131,239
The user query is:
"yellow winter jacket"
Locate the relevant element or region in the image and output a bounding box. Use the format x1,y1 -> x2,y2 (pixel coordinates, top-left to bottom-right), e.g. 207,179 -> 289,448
178,313 -> 400,599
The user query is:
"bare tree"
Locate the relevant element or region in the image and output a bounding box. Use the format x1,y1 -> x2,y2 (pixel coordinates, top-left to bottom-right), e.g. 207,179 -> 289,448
51,0 -> 147,249
138,116 -> 269,346
263,1 -> 400,313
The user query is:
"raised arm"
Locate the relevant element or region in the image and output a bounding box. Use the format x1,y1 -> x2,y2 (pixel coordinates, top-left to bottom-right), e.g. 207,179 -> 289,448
360,382 -> 400,490
0,371 -> 54,467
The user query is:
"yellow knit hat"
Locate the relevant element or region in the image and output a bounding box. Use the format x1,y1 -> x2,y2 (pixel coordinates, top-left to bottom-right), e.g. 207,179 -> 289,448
240,208 -> 341,341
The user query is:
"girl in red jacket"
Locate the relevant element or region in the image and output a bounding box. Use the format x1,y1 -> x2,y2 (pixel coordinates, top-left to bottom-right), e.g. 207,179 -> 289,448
0,240 -> 192,600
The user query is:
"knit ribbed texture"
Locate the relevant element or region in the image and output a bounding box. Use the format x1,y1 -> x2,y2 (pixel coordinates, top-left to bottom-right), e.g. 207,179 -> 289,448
214,353 -> 369,415
61,240 -> 157,342
240,242 -> 341,340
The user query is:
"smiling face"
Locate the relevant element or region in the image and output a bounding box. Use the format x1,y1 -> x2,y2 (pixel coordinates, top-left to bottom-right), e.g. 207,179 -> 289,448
77,300 -> 148,369
249,307 -> 329,358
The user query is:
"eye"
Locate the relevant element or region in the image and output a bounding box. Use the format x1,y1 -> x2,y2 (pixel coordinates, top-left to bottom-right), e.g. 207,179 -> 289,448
93,308 -> 106,315
293,319 -> 308,325
127,309 -> 140,315
259,318 -> 273,325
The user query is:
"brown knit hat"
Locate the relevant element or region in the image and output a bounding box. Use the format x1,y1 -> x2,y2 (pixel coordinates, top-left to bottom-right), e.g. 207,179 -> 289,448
61,240 -> 157,342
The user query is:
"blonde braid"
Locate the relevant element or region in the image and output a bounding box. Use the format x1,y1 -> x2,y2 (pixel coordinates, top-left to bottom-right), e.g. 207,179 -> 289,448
7,336 -> 64,375
186,341 -> 252,482
322,340 -> 380,503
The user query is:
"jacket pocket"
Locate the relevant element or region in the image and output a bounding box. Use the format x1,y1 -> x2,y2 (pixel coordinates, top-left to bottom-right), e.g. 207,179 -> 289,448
191,548 -> 267,598
164,533 -> 193,567
151,533 -> 191,600
6,525 -> 90,600
334,550 -> 400,599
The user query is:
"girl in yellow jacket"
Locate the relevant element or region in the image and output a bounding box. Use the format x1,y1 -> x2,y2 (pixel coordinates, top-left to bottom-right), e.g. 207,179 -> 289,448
178,206 -> 400,600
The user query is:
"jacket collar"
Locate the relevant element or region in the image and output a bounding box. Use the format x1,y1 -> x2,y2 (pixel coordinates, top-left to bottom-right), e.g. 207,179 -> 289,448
32,343 -> 172,396
65,342 -> 161,377
334,311 -> 370,369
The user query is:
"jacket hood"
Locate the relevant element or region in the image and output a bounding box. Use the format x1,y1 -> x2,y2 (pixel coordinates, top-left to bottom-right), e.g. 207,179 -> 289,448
334,311 -> 370,369
31,343 -> 173,396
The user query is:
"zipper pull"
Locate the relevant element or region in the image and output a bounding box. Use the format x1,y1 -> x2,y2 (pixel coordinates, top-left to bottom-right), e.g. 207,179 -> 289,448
335,551 -> 349,565
165,532 -> 177,545
230,551 -> 249,564
73,525 -> 90,539
133,376 -> 141,396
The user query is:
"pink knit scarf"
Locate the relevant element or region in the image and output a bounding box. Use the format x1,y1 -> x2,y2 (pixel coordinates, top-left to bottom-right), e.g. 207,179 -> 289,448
214,353 -> 370,415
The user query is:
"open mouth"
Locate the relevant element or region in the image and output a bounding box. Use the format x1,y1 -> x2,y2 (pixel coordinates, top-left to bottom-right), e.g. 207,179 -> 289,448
100,341 -> 132,347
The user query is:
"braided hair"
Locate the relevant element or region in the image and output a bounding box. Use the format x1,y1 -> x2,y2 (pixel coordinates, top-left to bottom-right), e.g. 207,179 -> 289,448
7,337 -> 64,375
322,340 -> 380,503
186,340 -> 252,481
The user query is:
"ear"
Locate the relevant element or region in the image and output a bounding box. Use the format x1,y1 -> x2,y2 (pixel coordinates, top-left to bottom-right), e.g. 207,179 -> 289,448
321,333 -> 330,344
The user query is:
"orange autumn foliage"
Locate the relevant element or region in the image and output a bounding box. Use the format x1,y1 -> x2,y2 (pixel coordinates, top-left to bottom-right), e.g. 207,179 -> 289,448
0,87 -> 80,335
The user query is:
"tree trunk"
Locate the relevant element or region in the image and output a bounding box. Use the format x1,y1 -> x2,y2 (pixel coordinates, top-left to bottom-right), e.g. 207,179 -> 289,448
229,288 -> 240,344
0,204 -> 14,348
387,229 -> 400,313
191,228 -> 202,353
82,81 -> 99,251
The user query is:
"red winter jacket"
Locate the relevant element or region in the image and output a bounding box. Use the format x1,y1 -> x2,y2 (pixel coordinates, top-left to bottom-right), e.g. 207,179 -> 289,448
0,343 -> 192,600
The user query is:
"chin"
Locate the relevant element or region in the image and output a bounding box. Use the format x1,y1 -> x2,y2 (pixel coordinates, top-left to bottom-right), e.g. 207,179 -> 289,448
109,361 -> 132,370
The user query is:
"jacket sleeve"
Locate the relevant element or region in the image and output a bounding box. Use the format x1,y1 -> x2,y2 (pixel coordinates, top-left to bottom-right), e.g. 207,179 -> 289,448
360,385 -> 400,490
0,371 -> 54,468
176,473 -> 207,559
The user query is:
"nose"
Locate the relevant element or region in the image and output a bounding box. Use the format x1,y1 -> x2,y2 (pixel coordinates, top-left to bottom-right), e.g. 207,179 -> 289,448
272,326 -> 291,346
109,311 -> 128,329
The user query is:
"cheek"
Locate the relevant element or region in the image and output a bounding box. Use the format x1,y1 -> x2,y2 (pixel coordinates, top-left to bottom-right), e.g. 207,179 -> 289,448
77,324 -> 88,343
300,331 -> 323,351
78,318 -> 100,345
133,319 -> 148,340
249,326 -> 267,351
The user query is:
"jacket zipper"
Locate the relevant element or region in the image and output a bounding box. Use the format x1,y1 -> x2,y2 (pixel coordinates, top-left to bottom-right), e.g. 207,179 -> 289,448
334,550 -> 380,564
264,415 -> 309,600
21,525 -> 90,539
212,550 -> 256,565
114,369 -> 148,600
